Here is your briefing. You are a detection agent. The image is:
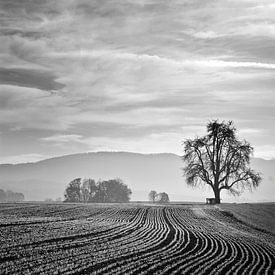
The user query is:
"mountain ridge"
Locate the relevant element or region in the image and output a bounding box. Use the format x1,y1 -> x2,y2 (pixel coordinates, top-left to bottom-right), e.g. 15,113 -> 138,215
0,151 -> 181,166
1,151 -> 274,166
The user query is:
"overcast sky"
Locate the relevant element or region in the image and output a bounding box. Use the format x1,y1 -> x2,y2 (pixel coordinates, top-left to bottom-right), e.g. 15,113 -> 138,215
0,0 -> 275,163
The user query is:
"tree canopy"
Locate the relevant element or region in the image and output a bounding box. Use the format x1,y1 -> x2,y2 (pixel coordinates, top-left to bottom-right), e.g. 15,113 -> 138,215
182,120 -> 261,203
148,190 -> 158,202
158,192 -> 170,203
148,190 -> 169,203
64,178 -> 132,203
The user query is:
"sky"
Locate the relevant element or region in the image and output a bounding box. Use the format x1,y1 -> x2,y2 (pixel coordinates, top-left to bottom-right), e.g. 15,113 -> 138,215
0,0 -> 275,163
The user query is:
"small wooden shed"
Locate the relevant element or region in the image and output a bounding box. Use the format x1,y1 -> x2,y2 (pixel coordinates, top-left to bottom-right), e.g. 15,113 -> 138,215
206,198 -> 216,204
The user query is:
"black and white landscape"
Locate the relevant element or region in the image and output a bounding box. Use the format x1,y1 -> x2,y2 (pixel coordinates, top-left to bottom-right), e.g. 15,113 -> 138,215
0,0 -> 274,274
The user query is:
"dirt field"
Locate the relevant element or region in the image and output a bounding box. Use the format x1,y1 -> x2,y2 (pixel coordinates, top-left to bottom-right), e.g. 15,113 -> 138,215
0,203 -> 274,274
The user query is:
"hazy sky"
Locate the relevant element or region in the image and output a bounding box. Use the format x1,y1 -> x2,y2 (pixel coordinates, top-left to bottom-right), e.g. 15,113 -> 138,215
0,0 -> 275,163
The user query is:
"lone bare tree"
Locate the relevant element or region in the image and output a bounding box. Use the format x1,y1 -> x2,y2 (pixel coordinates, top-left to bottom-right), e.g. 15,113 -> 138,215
182,120 -> 261,203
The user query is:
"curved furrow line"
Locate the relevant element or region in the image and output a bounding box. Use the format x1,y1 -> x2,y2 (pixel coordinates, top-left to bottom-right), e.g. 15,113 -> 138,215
232,238 -> 255,274
198,215 -> 274,274
124,208 -> 185,274
179,208 -> 234,273
159,208 -> 211,274
97,210 -> 165,254
216,230 -> 266,274
245,240 -> 275,275
215,222 -> 265,273
203,207 -> 275,274
139,207 -> 208,274
167,212 -> 210,274
1,208 -> 149,274
1,204 -> 275,274
201,229 -> 269,275
59,221 -> 162,274
246,242 -> 266,274
0,224 -> 126,274
55,208 -> 152,273
72,210 -> 274,274
0,222 -> 123,258
218,227 -> 273,275
249,236 -> 275,273
93,208 -> 172,274
46,208 -> 153,269
152,209 -> 200,273
94,207 -> 200,275
260,246 -> 275,274
133,208 -> 191,274
179,232 -> 218,273
167,207 -> 267,275
0,208 -> 131,249
261,244 -> 275,274
192,209 -> 248,274
243,242 -> 267,274
209,237 -> 239,275
170,231 -> 216,274
133,211 -> 194,274
73,208 -> 170,274
207,234 -> 244,275
192,232 -> 231,275
203,209 -> 254,274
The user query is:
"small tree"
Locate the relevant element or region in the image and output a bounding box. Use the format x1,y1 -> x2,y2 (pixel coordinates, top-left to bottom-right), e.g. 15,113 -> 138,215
64,178 -> 82,202
182,120 -> 262,203
158,192 -> 170,203
85,178 -> 98,202
80,179 -> 96,202
148,190 -> 158,203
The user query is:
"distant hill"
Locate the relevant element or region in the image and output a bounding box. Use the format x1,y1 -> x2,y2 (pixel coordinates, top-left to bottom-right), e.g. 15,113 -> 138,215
0,152 -> 274,202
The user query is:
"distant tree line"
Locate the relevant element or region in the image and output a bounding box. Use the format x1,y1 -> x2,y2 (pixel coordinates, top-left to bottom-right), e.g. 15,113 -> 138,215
64,178 -> 132,203
45,197 -> 62,202
148,190 -> 169,203
0,189 -> 24,202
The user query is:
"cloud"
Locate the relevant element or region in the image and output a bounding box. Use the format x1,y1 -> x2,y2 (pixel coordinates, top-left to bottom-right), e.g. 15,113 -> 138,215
0,28 -> 43,39
239,128 -> 263,135
183,30 -> 221,39
73,132 -> 184,155
194,60 -> 275,69
52,50 -> 275,70
0,0 -> 274,161
0,85 -> 76,130
0,67 -> 65,90
41,134 -> 83,144
254,145 -> 275,160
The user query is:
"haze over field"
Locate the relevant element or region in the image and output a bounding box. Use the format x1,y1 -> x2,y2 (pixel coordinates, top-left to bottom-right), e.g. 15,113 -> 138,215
0,152 -> 274,202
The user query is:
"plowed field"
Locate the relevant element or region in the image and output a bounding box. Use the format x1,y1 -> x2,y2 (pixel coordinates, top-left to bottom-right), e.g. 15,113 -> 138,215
0,203 -> 274,274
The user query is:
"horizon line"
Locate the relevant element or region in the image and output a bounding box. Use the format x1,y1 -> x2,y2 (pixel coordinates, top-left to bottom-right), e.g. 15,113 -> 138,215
1,150 -> 274,165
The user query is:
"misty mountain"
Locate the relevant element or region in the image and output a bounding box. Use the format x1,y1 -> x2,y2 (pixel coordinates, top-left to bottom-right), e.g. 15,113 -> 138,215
0,152 -> 274,202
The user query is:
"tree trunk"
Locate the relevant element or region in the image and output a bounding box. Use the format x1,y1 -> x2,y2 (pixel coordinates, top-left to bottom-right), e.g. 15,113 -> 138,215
213,188 -> 221,204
